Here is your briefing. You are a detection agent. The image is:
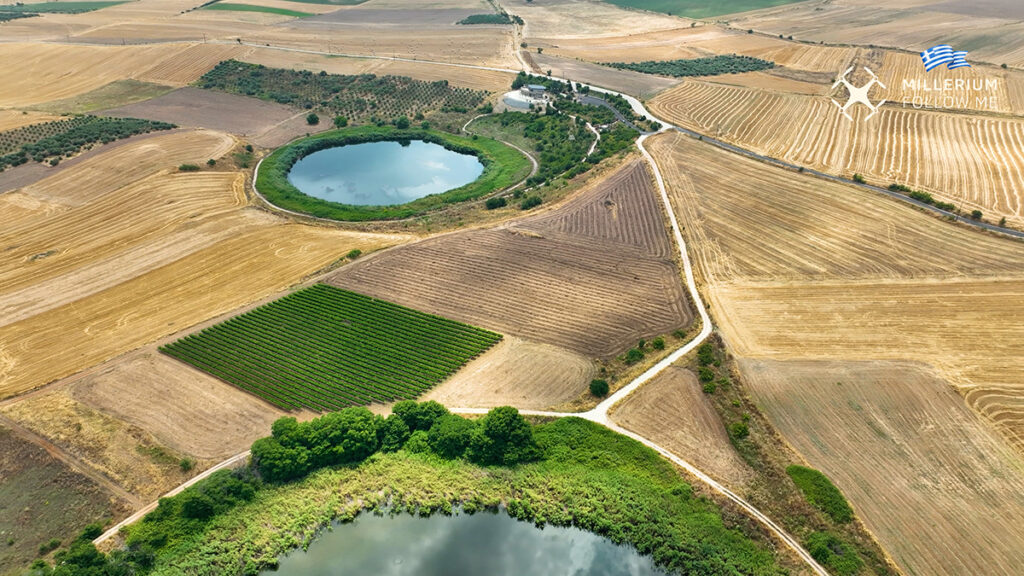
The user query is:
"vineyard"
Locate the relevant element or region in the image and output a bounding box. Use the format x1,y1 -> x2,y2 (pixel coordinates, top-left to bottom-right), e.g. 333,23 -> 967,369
0,115 -> 174,170
160,285 -> 503,411
198,60 -> 488,126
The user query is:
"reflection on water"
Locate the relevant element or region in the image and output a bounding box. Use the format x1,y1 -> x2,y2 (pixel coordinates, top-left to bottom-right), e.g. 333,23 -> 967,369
264,511 -> 664,576
286,140 -> 484,206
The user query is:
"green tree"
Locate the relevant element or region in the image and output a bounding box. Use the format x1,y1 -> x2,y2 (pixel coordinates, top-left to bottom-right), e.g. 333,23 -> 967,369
485,196 -> 507,209
428,414 -> 477,459
379,414 -> 411,452
393,400 -> 450,432
971,209 -> 983,220
333,115 -> 348,128
250,436 -> 310,482
306,112 -> 320,125
589,379 -> 609,397
624,347 -> 644,364
179,492 -> 216,520
467,406 -> 539,465
395,116 -> 410,129
652,336 -> 665,350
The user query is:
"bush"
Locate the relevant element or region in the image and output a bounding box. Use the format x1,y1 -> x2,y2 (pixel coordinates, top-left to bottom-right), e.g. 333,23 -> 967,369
467,406 -> 539,466
786,465 -> 854,523
178,163 -> 200,172
392,400 -> 450,432
1000,216 -> 1007,227
252,408 -> 382,482
179,458 -> 195,472
852,173 -> 866,184
728,421 -> 749,440
427,414 -> 477,459
395,116 -> 410,129
589,379 -> 609,397
404,430 -> 430,453
696,342 -> 715,366
179,492 -> 216,520
698,367 -> 715,382
206,158 -> 216,166
624,347 -> 644,364
346,249 -> 362,259
971,209 -> 983,220
702,381 -> 716,394
379,414 -> 411,452
485,196 -> 507,209
38,538 -> 61,555
306,113 -> 319,125
520,195 -> 542,210
805,532 -> 863,576
333,115 -> 348,128
652,336 -> 665,350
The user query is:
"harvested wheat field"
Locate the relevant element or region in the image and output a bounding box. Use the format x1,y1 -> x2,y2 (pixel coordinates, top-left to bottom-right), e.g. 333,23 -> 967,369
0,110 -> 64,131
330,159 -> 691,358
423,336 -> 596,410
650,82 -> 1024,227
506,0 -> 684,40
68,352 -> 291,461
649,128 -> 1024,575
611,365 -> 751,488
647,131 -> 1024,283
741,359 -> 1024,576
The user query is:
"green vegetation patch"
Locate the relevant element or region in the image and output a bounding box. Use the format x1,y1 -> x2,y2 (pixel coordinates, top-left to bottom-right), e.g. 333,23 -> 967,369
786,465 -> 855,524
198,60 -> 487,126
596,0 -> 805,19
0,1 -> 128,14
806,532 -> 865,576
609,54 -> 776,77
0,11 -> 37,21
34,79 -> 173,114
160,285 -> 503,411
457,12 -> 522,25
254,125 -> 530,220
0,115 -> 174,172
203,3 -> 312,17
44,404 -> 785,575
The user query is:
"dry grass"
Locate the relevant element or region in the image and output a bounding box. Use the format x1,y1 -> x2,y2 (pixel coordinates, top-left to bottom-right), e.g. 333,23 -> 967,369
741,359 -> 1024,576
68,351 -> 291,460
423,336 -> 596,410
0,110 -> 65,131
611,365 -> 752,488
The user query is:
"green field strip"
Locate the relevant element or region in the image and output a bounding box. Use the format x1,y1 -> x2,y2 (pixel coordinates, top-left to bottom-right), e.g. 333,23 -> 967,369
202,3 -> 313,18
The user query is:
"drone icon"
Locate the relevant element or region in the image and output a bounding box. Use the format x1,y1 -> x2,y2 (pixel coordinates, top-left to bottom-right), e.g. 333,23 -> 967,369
831,67 -> 887,121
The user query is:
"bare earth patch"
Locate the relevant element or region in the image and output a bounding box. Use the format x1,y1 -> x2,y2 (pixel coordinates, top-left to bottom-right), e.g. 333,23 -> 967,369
424,336 -> 596,410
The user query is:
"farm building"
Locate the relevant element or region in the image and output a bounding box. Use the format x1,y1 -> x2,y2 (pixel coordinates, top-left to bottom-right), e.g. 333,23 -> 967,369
521,84 -> 548,99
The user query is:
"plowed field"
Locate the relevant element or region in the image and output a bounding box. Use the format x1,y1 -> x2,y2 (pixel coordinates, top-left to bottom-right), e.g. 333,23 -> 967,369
329,159 -> 692,357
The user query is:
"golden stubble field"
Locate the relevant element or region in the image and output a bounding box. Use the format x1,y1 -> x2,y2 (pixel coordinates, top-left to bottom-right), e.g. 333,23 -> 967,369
649,130 -> 1024,576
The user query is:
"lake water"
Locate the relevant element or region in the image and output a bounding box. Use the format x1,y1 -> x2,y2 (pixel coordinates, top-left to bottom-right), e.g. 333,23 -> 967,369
286,140 -> 484,206
263,511 -> 663,576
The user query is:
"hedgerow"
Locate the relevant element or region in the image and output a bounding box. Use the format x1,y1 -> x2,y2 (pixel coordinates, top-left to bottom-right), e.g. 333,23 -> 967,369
608,55 -> 776,77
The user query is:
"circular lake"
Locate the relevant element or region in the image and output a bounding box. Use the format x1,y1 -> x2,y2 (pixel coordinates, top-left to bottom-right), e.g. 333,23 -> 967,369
286,140 -> 485,206
263,512 -> 663,576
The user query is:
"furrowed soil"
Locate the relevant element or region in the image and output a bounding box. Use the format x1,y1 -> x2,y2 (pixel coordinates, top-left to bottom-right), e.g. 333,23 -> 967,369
329,159 -> 692,358
0,425 -> 130,575
648,129 -> 1024,576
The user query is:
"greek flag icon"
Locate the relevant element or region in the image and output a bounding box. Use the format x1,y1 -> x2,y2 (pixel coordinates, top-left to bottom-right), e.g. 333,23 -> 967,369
921,45 -> 971,71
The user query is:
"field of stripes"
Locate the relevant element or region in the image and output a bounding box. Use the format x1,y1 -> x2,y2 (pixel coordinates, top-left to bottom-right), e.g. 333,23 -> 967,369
160,284 -> 502,411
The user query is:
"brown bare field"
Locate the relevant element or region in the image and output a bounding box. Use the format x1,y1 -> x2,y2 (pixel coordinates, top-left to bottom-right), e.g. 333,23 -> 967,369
647,131 -> 1024,283
100,87 -> 301,139
505,0 -> 684,39
424,336 -> 596,410
741,359 -> 1024,576
649,82 -> 1024,228
329,159 -> 692,357
0,425 -> 128,573
1,392 -> 198,502
611,365 -> 752,488
69,352 -> 290,460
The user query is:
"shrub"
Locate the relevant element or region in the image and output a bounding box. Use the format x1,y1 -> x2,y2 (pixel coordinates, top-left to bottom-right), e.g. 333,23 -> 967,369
698,367 -> 715,382
672,329 -> 687,339
392,400 -> 450,432
805,532 -> 863,576
395,116 -> 410,129
306,113 -> 319,125
179,492 -> 216,520
178,163 -> 200,172
624,347 -> 644,364
696,342 -> 715,366
333,115 -> 348,128
589,379 -> 609,397
404,430 -> 430,453
652,336 -> 665,350
519,195 -> 542,210
702,381 -> 716,394
852,173 -> 866,184
999,216 -> 1007,227
728,421 -> 749,440
786,465 -> 854,523
379,414 -> 411,452
1002,63 -> 1009,69
179,458 -> 195,472
38,538 -> 61,555
346,249 -> 362,259
206,158 -> 216,166
971,209 -> 983,220
485,196 -> 507,209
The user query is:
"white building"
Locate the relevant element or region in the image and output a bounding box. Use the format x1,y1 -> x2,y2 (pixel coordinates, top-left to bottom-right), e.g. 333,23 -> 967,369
521,84 -> 548,99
